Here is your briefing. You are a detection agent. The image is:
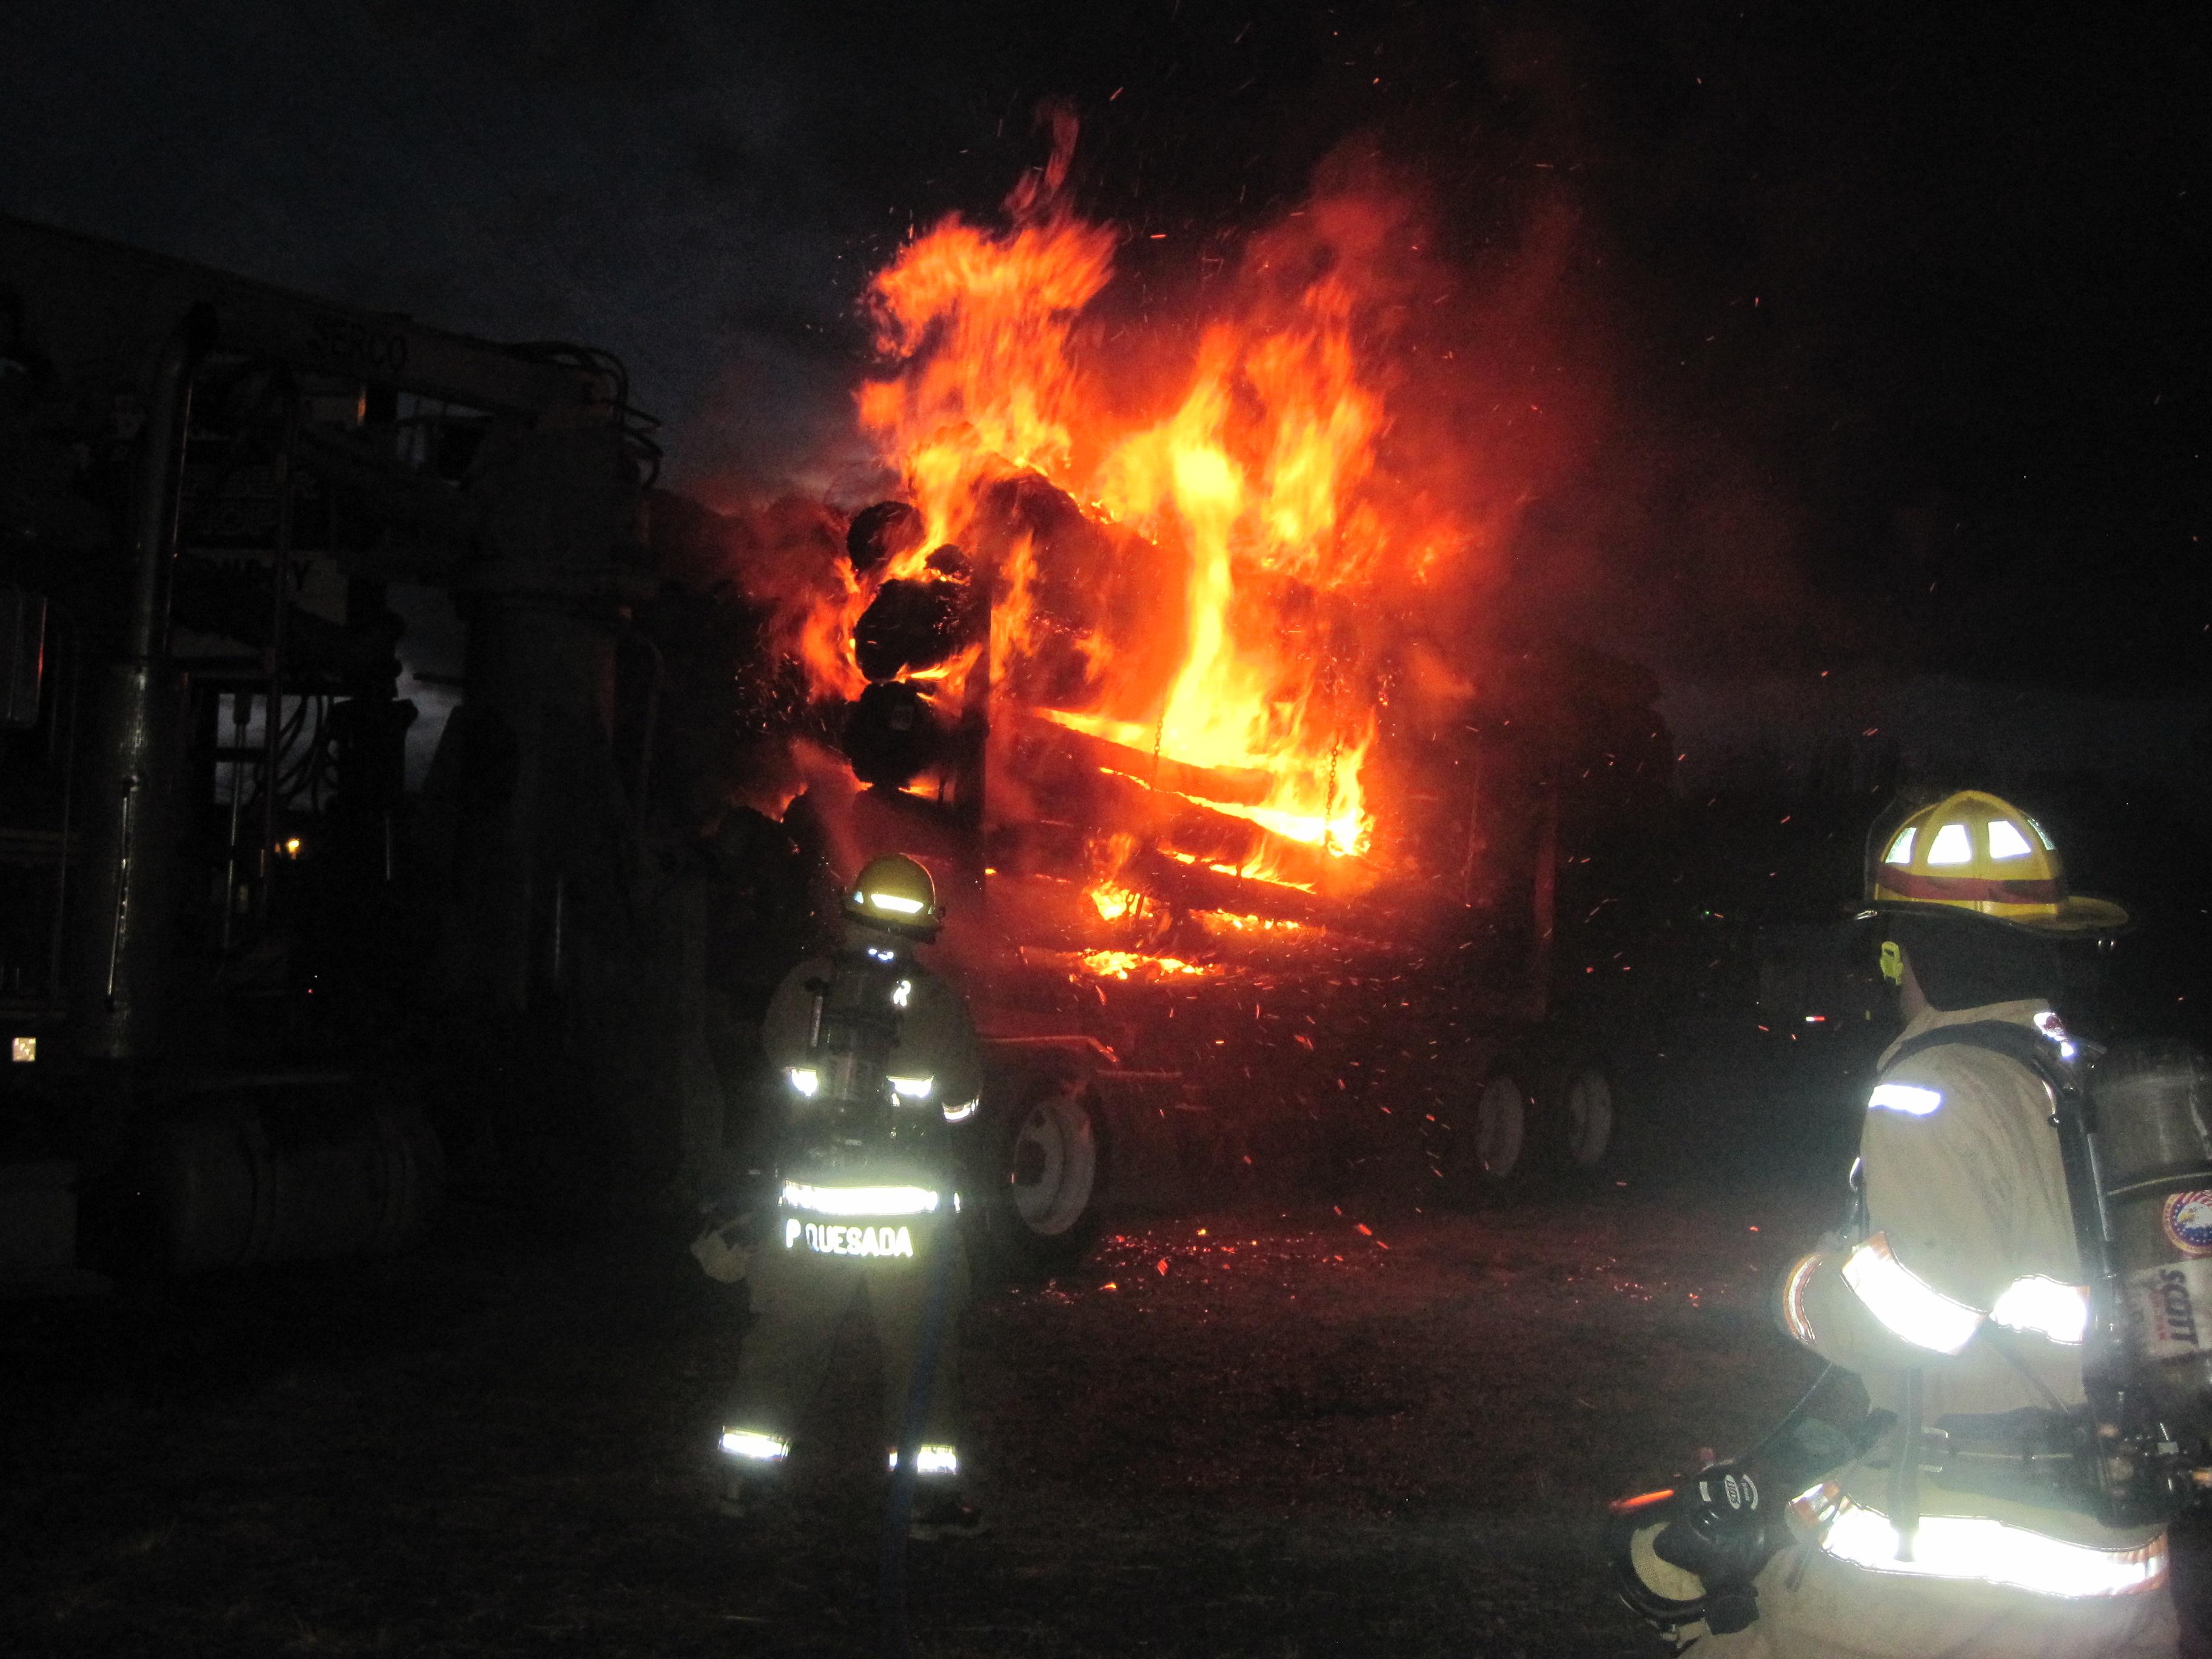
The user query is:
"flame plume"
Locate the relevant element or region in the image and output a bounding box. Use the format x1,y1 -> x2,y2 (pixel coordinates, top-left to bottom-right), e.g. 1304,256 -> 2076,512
817,122 -> 1476,890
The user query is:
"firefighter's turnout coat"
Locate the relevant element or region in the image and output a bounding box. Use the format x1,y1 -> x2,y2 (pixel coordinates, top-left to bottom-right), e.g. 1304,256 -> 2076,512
718,937 -> 983,1479
1705,999 -> 2179,1658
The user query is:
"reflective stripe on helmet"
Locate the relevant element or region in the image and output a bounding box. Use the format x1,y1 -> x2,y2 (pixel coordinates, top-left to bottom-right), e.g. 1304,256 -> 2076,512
1796,1483 -> 2167,1598
1840,1232 -> 1984,1355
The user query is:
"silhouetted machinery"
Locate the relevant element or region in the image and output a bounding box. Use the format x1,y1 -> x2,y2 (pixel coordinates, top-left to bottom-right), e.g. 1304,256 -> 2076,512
0,215 -> 668,1286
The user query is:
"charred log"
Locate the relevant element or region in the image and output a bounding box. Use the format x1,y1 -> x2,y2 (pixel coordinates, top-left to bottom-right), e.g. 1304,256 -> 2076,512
1008,708 -> 1273,807
843,680 -> 950,789
853,572 -> 976,682
845,500 -> 924,576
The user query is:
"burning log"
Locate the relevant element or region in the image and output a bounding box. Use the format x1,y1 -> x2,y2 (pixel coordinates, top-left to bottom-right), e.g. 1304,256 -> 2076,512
854,571 -> 977,681
845,500 -> 924,576
1010,708 -> 1273,807
1119,847 -> 1332,929
844,681 -> 950,789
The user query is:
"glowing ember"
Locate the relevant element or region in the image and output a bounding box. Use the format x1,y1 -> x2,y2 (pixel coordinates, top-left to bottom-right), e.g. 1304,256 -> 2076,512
1162,848 -> 1318,894
1089,882 -> 1146,923
1200,911 -> 1304,936
1080,950 -> 1210,981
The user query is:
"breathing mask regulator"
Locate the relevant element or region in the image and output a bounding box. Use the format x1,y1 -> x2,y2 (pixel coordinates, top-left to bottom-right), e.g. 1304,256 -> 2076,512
1606,1378 -> 1886,1645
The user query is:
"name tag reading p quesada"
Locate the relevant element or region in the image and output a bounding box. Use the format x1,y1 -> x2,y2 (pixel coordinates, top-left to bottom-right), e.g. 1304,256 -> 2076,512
786,1218 -> 917,1259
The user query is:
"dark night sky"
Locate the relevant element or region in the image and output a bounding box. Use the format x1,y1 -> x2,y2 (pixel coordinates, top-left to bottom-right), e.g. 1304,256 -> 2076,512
5,1 -> 2207,705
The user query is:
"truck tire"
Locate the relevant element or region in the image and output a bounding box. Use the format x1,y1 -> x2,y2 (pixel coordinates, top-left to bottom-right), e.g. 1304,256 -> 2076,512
1441,1070 -> 1530,1196
981,1075 -> 1107,1274
1557,1063 -> 1615,1171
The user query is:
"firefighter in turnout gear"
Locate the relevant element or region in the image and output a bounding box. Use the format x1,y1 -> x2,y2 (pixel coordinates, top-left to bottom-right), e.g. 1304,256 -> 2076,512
1681,792 -> 2179,1655
716,853 -> 987,1539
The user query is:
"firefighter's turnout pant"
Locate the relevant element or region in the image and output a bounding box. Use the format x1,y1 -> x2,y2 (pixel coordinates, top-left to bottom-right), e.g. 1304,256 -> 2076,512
720,1205 -> 970,1480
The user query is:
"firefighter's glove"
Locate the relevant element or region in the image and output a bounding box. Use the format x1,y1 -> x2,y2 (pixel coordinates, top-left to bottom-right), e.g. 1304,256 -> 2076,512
689,1219 -> 751,1284
1651,1463 -> 1772,1636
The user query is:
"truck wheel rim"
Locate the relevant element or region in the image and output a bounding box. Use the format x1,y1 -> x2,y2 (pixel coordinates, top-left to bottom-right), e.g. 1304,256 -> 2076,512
1011,1093 -> 1096,1236
1474,1076 -> 1525,1179
1563,1068 -> 1614,1168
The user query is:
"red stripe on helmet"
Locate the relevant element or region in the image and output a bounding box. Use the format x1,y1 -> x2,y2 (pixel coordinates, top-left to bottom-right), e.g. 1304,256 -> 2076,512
1879,870 -> 2062,904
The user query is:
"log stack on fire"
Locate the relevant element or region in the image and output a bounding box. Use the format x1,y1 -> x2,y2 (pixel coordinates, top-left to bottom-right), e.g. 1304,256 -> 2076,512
743,122 -> 1661,988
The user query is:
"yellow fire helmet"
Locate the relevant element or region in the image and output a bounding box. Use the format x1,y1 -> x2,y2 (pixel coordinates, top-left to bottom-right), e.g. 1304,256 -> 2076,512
1868,789 -> 2130,937
844,853 -> 944,936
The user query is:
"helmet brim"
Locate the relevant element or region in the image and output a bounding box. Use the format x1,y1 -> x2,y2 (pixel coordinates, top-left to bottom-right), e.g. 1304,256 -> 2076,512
1869,891 -> 2131,938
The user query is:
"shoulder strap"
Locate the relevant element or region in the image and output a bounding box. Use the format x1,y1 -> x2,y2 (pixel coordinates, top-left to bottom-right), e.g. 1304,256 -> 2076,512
1885,1019 -> 2070,1096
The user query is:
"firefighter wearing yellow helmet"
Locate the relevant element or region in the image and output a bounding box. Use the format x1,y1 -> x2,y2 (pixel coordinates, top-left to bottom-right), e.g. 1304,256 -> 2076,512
713,853 -> 987,1539
1645,791 -> 2179,1656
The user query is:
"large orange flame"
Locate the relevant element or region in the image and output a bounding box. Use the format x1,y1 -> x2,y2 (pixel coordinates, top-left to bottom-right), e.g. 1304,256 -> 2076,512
823,124 -> 1471,877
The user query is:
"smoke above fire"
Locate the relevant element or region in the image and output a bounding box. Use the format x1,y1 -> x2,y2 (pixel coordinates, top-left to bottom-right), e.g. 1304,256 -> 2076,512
785,116 -> 1596,880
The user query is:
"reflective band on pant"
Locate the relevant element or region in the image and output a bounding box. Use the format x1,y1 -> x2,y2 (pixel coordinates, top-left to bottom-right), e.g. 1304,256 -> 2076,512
720,1430 -> 791,1463
781,1181 -> 940,1216
886,1445 -> 958,1476
1841,1231 -> 1985,1355
1795,1484 -> 2167,1599
1989,1273 -> 2090,1345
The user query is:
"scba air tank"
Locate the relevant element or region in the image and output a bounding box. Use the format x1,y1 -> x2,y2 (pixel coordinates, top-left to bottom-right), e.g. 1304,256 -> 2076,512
2096,1043 -> 2212,1449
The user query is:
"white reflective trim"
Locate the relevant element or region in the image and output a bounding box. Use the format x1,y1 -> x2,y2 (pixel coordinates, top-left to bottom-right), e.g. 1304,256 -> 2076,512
1842,1232 -> 1984,1355
1885,827 -> 1917,865
720,1430 -> 791,1463
793,1221 -> 916,1258
780,1181 -> 940,1216
866,891 -> 927,915
889,1074 -> 935,1099
886,1445 -> 959,1476
1990,1275 -> 2090,1345
785,1217 -> 802,1248
1781,1253 -> 1822,1347
1806,1487 -> 2165,1598
1926,822 -> 1974,865
788,1067 -> 820,1097
1988,819 -> 2034,860
868,946 -> 897,962
1868,1082 -> 1943,1117
942,1097 -> 978,1124
892,978 -> 913,1008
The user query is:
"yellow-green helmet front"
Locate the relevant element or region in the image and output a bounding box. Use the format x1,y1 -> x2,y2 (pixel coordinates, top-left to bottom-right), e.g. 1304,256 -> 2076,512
844,853 -> 943,936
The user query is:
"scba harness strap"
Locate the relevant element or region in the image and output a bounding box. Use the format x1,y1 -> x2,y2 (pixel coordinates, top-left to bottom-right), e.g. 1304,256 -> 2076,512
1868,1021 -> 2186,1530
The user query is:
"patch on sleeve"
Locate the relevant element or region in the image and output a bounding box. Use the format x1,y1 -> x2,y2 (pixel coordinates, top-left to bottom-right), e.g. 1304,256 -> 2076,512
2162,1191 -> 2212,1259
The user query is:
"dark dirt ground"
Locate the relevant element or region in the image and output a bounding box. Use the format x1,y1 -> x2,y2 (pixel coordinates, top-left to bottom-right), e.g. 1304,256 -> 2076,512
7,1042 -> 2210,1658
